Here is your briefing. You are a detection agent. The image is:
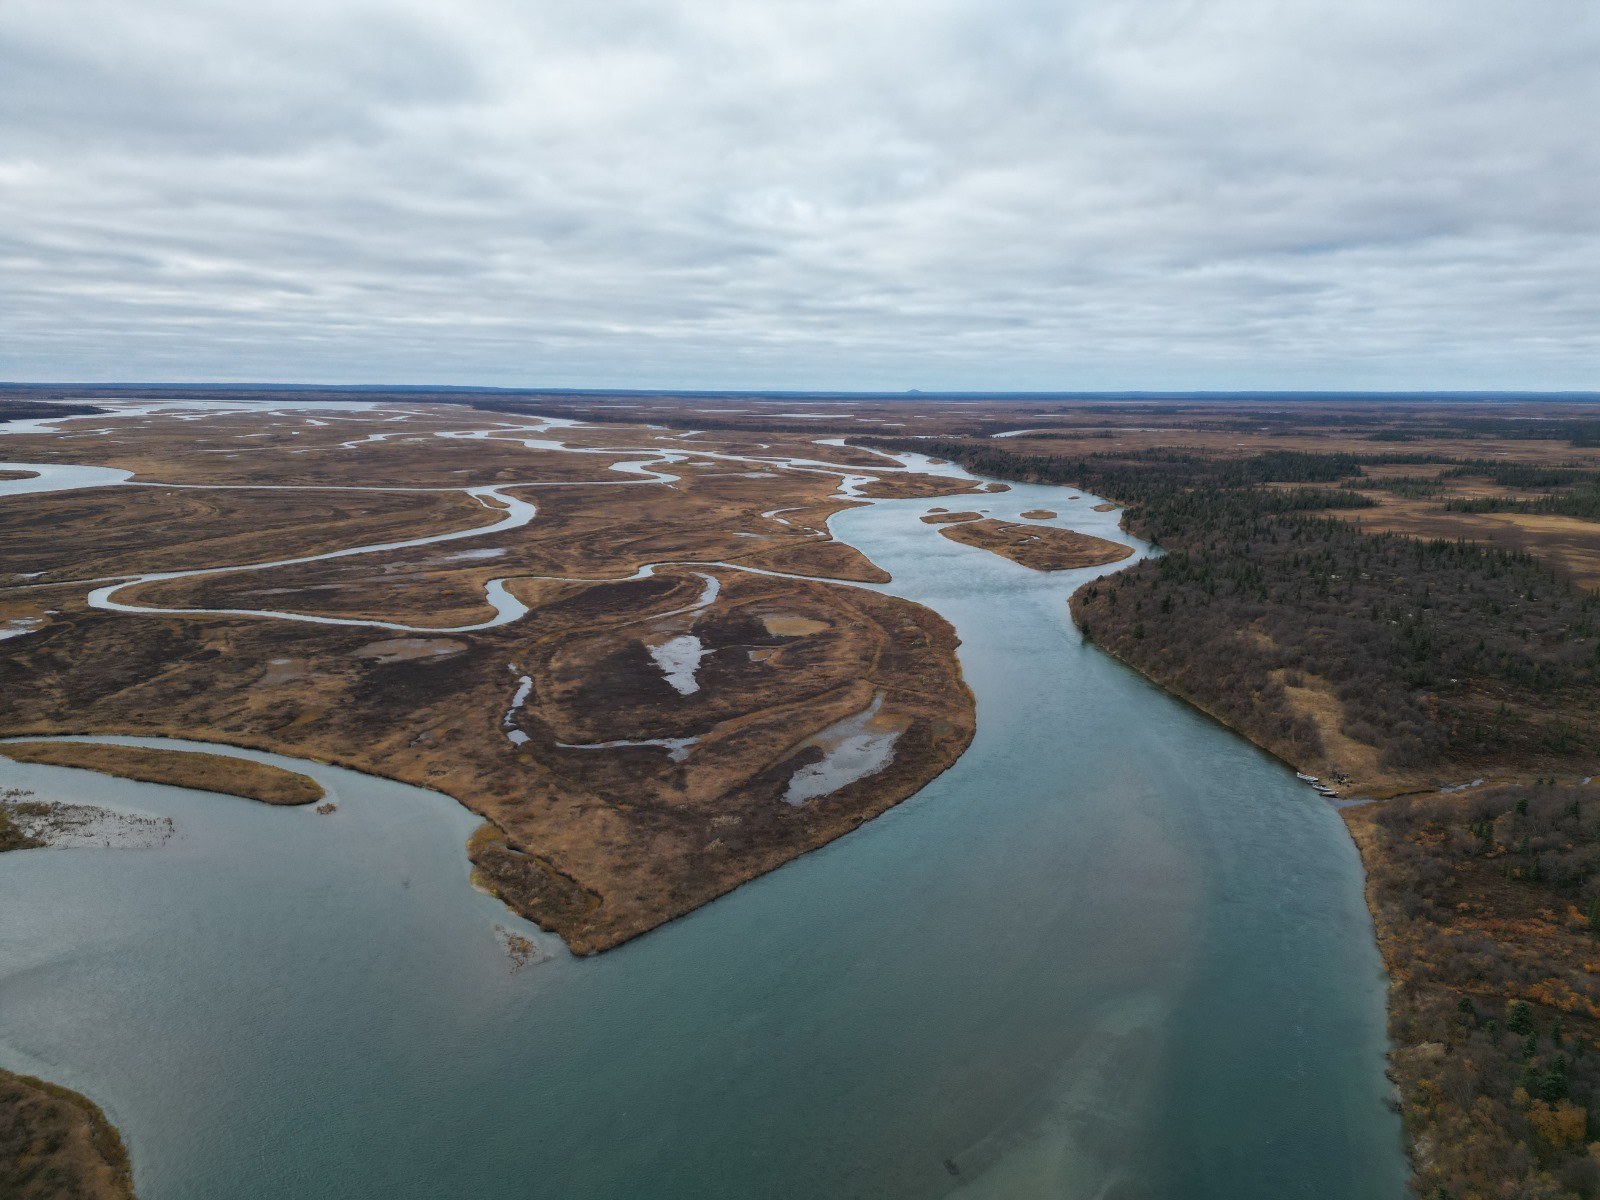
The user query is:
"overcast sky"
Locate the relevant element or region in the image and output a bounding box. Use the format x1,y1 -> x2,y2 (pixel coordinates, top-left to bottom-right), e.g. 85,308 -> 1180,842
2,0 -> 1596,391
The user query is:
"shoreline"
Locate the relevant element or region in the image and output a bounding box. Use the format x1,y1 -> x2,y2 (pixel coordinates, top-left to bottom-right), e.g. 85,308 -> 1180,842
1065,537 -> 1600,1194
0,449 -> 1114,960
0,425 -> 1401,1200
0,421 -> 998,958
1067,597 -> 1425,1177
0,741 -> 324,807
905,433 -> 1600,1196
0,581 -> 979,958
0,1067 -> 135,1199
1043,490 -> 1428,1181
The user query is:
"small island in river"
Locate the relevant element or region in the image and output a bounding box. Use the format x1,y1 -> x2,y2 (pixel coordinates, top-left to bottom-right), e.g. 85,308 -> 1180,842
937,518 -> 1134,571
0,743 -> 324,806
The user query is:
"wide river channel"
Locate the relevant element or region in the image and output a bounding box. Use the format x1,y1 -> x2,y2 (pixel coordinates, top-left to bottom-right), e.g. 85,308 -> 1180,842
0,454 -> 1406,1198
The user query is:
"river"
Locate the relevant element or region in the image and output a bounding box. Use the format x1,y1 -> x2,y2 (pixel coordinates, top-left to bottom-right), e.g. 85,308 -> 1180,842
0,430 -> 1405,1198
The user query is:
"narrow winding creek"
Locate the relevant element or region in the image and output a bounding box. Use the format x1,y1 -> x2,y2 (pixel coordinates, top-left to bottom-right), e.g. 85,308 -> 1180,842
0,420 -> 1406,1199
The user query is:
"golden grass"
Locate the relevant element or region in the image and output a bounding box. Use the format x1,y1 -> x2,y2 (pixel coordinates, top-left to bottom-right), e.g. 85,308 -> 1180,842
938,519 -> 1134,571
1349,497 -> 1600,589
0,743 -> 323,806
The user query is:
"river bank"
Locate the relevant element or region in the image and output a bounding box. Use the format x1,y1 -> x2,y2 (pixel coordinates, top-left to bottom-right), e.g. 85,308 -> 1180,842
1,1067 -> 134,1200
890,433 -> 1600,1200
2,403 -> 1404,1198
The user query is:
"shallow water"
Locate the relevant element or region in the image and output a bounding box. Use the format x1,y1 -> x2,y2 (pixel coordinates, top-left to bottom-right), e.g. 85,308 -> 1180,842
0,461 -> 134,496
648,633 -> 707,695
784,692 -> 901,805
0,467 -> 1405,1199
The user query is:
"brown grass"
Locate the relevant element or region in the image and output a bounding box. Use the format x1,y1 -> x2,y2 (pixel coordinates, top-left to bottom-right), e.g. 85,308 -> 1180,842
0,1069 -> 135,1200
0,743 -> 323,806
938,519 -> 1134,571
0,804 -> 42,852
1349,497 -> 1600,589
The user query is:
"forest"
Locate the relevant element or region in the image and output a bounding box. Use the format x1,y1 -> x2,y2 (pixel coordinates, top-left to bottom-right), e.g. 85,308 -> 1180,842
864,438 -> 1600,785
1356,781 -> 1600,1199
862,432 -> 1600,1198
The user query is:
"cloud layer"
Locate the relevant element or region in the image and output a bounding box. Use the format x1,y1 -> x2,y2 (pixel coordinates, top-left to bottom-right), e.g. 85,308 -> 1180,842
2,0 -> 1597,389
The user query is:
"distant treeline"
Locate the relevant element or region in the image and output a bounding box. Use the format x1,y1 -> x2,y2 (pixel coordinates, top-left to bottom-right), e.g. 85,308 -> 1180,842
998,406 -> 1600,448
1431,462 -> 1600,521
1064,405 -> 1600,448
1446,490 -> 1600,521
0,401 -> 107,423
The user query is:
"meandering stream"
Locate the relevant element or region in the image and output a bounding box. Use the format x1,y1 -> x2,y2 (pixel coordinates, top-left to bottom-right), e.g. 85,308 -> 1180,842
0,410 -> 1405,1198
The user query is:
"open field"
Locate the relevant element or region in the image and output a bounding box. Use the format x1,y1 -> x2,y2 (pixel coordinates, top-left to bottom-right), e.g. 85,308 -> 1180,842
1345,488 -> 1600,590
0,485 -> 491,582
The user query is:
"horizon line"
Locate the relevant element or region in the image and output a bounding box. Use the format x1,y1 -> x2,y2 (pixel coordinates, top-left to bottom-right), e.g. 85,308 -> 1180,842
4,382 -> 1600,403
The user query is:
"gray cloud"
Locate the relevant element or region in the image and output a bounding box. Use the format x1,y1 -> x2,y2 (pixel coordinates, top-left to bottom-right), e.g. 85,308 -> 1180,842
1,0 -> 1596,389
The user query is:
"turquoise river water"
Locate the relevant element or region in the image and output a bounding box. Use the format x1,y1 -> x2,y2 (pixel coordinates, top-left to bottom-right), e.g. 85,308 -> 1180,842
0,468 -> 1406,1198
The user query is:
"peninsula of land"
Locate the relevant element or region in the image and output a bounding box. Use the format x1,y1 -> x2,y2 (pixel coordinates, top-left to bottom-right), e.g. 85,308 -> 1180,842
0,398 -> 981,954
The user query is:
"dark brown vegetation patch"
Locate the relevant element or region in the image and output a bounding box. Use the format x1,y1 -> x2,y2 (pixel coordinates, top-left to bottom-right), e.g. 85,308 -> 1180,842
1349,782 -> 1600,1199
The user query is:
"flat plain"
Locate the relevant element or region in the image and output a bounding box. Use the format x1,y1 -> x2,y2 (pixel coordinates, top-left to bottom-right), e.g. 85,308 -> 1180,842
0,400 -> 984,953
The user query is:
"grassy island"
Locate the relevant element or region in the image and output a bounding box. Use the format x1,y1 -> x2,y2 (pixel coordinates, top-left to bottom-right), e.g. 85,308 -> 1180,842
938,518 -> 1133,572
0,743 -> 324,806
